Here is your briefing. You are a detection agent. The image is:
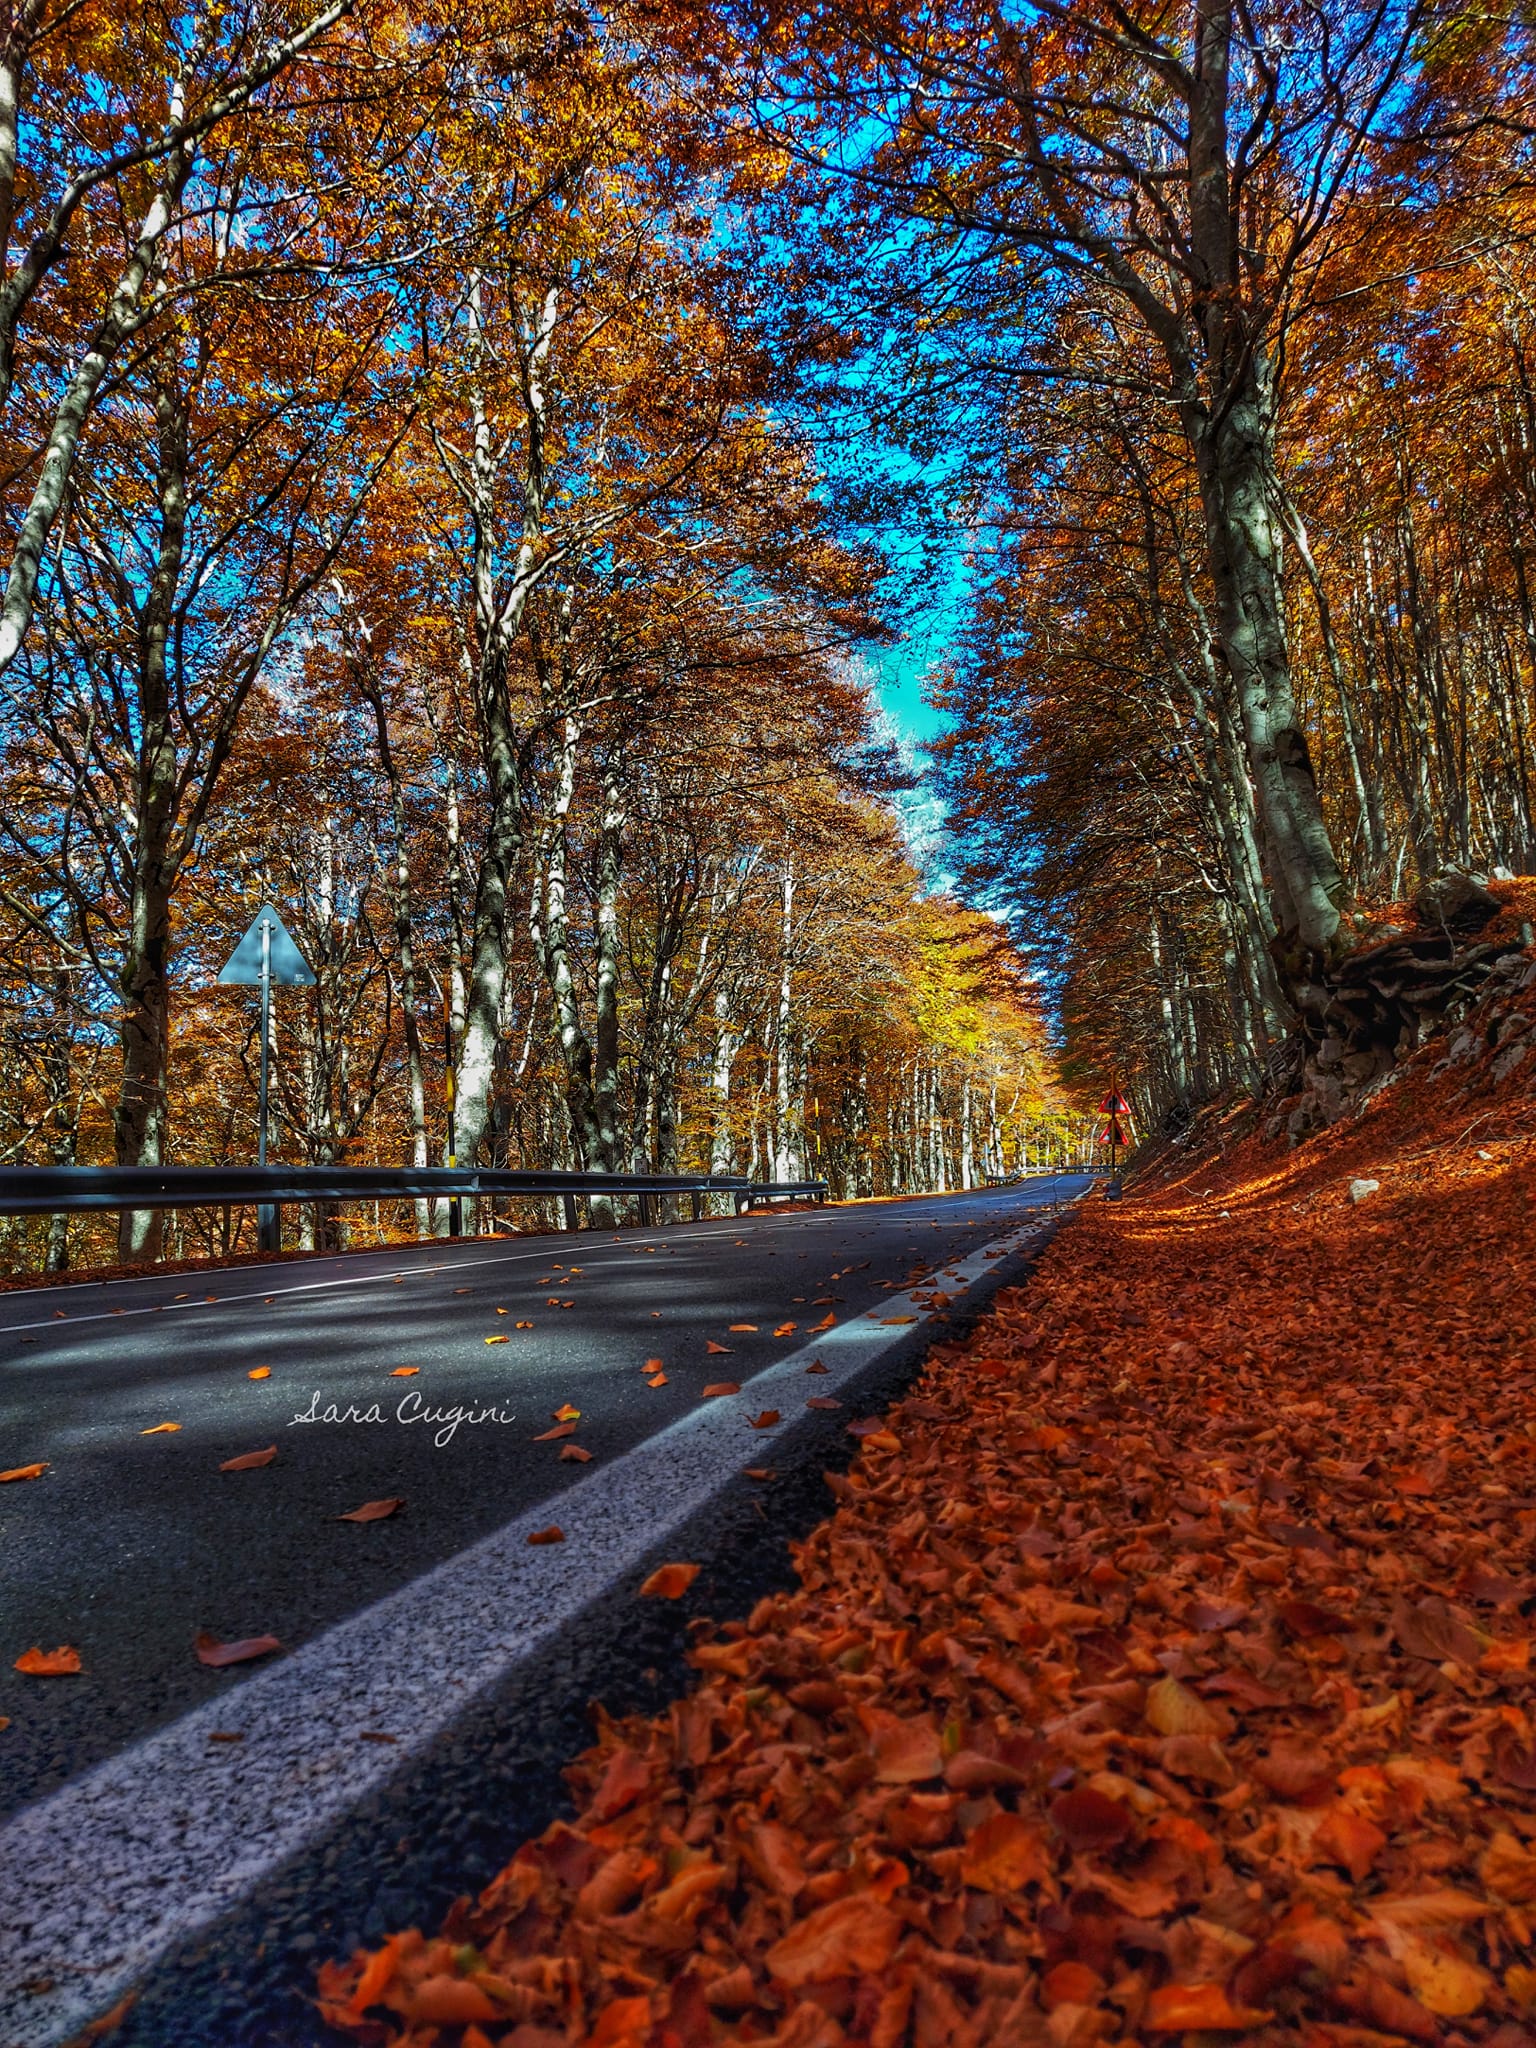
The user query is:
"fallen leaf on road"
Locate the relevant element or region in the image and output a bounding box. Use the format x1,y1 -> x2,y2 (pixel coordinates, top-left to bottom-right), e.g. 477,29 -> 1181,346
806,1395 -> 842,1411
527,1526 -> 564,1545
560,1444 -> 593,1462
810,1313 -> 835,1331
766,1893 -> 902,1987
515,1320 -> 534,1328
644,1358 -> 664,1371
750,1410 -> 781,1428
220,1447 -> 277,1472
207,1730 -> 244,1742
390,1367 -> 418,1378
337,1498 -> 404,1522
140,1422 -> 180,1435
534,1422 -> 577,1440
640,1563 -> 701,1599
729,1323 -> 759,1333
743,1468 -> 775,1480
485,1334 -> 509,1345
14,1646 -> 80,1675
553,1403 -> 581,1421
805,1360 -> 829,1373
773,1323 -> 797,1336
705,1340 -> 732,1355
359,1731 -> 397,1744
701,1382 -> 740,1398
0,1462 -> 47,1482
194,1632 -> 282,1668
960,1811 -> 1049,1890
880,1314 -> 918,1325
1144,1984 -> 1273,2032
646,1372 -> 668,1386
247,1367 -> 271,1380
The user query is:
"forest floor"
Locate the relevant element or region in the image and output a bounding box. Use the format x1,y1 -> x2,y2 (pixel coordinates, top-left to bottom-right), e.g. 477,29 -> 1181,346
315,952 -> 1536,2048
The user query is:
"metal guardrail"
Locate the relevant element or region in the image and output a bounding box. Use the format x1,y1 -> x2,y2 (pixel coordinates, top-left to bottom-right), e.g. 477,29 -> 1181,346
0,1165 -> 829,1243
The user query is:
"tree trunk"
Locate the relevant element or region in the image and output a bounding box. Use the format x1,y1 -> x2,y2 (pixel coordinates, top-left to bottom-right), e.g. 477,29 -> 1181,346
1186,380 -> 1344,962
113,378 -> 189,1261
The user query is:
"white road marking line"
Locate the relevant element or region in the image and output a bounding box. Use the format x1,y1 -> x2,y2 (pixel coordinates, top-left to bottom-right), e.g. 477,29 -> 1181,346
0,1215 -> 1058,2048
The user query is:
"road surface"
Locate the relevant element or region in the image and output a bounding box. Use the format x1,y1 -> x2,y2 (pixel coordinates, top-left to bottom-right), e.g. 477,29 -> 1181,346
0,1176 -> 1086,2048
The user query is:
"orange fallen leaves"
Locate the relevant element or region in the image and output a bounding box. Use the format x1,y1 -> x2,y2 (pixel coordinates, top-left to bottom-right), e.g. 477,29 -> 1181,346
749,1409 -> 780,1428
193,1631 -> 281,1668
1144,1982 -> 1274,2031
246,1367 -> 272,1380
337,1498 -> 404,1522
704,1340 -> 732,1355
765,1893 -> 902,1987
219,1446 -> 277,1472
14,1645 -> 80,1675
0,1462 -> 47,1482
638,1563 -> 700,1599
484,1334 -> 509,1345
527,1526 -> 564,1545
700,1381 -> 739,1398
320,1032 -> 1536,2048
139,1422 -> 180,1435
560,1444 -> 593,1463
553,1403 -> 581,1422
390,1367 -> 419,1377
727,1323 -> 758,1333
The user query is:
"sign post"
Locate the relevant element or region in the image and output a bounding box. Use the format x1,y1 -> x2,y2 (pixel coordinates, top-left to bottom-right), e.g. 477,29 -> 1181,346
219,906 -> 316,1252
1097,1088 -> 1133,1199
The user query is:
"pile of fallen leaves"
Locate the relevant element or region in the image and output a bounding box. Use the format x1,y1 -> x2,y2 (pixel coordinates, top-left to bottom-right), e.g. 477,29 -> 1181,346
318,1023 -> 1536,2048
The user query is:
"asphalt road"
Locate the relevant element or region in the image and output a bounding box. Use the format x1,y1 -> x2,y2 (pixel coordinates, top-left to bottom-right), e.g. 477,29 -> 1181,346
0,1176 -> 1086,2048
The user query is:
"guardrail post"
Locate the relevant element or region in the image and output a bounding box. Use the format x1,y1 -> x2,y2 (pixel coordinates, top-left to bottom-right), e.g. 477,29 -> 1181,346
561,1192 -> 578,1232
690,1191 -> 702,1223
638,1192 -> 655,1227
258,1203 -> 280,1254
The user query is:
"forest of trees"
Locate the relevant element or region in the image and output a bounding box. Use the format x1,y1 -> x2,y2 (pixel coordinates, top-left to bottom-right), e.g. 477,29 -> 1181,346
3,0 -> 1535,1270
0,0 -> 1061,1272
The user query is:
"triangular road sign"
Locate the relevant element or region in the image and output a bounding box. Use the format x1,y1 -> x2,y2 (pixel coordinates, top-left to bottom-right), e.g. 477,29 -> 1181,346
218,905 -> 316,987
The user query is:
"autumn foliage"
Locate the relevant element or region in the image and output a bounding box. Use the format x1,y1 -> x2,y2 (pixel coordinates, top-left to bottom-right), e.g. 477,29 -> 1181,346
316,958 -> 1536,2044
